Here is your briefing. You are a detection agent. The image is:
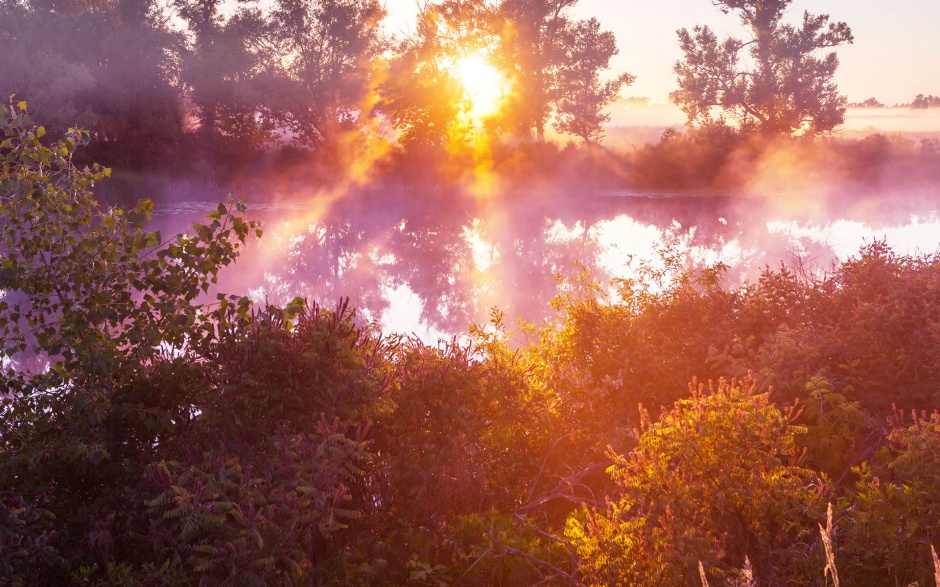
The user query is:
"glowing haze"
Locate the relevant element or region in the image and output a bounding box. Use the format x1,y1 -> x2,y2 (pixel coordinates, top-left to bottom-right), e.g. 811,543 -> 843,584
153,0 -> 940,339
455,54 -> 508,121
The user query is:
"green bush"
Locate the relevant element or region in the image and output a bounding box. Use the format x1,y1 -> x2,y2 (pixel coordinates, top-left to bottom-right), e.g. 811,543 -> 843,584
568,376 -> 825,586
835,412 -> 940,586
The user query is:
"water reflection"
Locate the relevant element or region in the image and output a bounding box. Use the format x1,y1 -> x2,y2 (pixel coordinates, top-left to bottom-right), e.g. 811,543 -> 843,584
150,189 -> 940,338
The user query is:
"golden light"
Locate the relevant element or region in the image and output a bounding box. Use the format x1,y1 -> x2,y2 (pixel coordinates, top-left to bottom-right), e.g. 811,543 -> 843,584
454,54 -> 506,121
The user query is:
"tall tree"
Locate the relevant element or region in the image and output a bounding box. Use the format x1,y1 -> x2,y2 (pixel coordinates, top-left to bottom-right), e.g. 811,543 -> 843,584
553,17 -> 633,143
82,0 -> 185,165
381,0 -> 629,148
496,0 -> 574,141
380,0 -> 497,153
174,0 -> 284,152
270,0 -> 386,145
672,0 -> 853,136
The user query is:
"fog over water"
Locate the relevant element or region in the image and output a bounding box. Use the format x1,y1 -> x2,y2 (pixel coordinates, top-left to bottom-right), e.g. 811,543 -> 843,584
148,183 -> 940,340
77,104 -> 940,341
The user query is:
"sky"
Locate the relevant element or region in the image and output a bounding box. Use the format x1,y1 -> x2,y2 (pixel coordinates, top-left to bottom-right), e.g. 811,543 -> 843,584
382,0 -> 940,106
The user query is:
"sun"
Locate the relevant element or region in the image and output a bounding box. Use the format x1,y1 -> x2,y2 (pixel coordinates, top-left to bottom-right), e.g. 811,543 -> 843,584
454,54 -> 507,121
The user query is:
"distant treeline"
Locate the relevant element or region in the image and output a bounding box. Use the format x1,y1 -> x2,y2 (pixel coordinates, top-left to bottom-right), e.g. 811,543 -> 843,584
8,0 -> 933,193
849,94 -> 940,108
4,83 -> 940,587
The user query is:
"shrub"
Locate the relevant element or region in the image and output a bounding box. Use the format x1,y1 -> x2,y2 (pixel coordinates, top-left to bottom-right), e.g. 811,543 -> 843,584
568,376 -> 825,586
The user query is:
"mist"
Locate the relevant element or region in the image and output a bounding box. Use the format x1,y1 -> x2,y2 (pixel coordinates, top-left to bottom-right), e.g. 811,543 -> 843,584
136,113 -> 940,340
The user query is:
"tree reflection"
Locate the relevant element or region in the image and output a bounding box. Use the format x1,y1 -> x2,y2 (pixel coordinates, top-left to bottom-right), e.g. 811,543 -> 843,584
194,188 -> 927,338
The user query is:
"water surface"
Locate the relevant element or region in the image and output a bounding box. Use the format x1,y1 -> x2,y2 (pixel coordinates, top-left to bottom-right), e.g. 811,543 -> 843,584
148,187 -> 940,339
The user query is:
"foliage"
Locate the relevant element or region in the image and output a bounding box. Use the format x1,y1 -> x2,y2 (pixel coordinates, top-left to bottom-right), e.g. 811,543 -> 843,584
380,0 -> 491,154
673,0 -> 853,136
369,334 -> 559,583
0,491 -> 65,585
552,18 -> 634,144
143,419 -> 370,586
0,0 -> 183,166
630,123 -> 743,189
0,100 -> 260,582
270,0 -> 387,145
6,100 -> 940,585
716,242 -> 940,413
448,509 -> 581,586
568,376 -> 825,586
911,94 -> 940,109
174,0 -> 287,154
381,0 -> 632,152
496,0 -> 631,143
528,247 -> 738,455
203,299 -> 393,442
496,0 -> 573,141
835,411 -> 940,586
793,379 -> 872,481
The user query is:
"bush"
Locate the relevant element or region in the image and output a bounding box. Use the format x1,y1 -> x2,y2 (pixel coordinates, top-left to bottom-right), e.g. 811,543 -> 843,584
835,411 -> 940,586
568,376 -> 826,586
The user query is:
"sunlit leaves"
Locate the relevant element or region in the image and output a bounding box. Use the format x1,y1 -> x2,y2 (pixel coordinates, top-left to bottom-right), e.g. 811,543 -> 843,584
569,377 -> 824,586
834,412 -> 940,585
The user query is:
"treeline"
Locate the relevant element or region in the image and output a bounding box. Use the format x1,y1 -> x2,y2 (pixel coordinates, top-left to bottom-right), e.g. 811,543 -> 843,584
0,0 -> 630,172
912,94 -> 940,109
630,125 -> 940,190
4,96 -> 940,586
849,94 -> 940,108
11,0 -> 927,192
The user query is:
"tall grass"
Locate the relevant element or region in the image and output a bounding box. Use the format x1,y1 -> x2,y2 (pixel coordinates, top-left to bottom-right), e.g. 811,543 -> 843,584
697,503 -> 940,587
933,544 -> 940,587
819,502 -> 840,587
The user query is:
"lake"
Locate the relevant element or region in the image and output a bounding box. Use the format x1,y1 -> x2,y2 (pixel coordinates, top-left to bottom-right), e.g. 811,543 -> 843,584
147,186 -> 940,340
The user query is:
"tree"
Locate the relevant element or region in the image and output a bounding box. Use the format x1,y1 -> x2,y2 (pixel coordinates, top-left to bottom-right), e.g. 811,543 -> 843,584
0,0 -> 183,166
911,94 -> 940,109
81,0 -> 185,166
497,0 -> 575,141
380,0 -> 498,155
553,17 -> 633,143
672,0 -> 853,136
270,0 -> 387,145
849,97 -> 886,108
495,0 -> 631,143
174,0 -> 285,154
381,0 -> 629,149
0,1 -> 96,133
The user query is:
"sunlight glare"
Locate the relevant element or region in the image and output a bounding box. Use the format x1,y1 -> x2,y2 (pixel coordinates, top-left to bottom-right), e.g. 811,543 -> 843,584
455,54 -> 506,120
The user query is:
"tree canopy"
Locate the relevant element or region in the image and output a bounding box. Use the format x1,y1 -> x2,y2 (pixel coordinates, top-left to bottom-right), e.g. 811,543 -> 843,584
1,0 -> 637,174
672,0 -> 853,136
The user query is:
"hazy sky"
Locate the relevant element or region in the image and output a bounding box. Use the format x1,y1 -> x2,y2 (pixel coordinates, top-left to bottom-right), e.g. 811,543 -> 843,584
382,0 -> 940,106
